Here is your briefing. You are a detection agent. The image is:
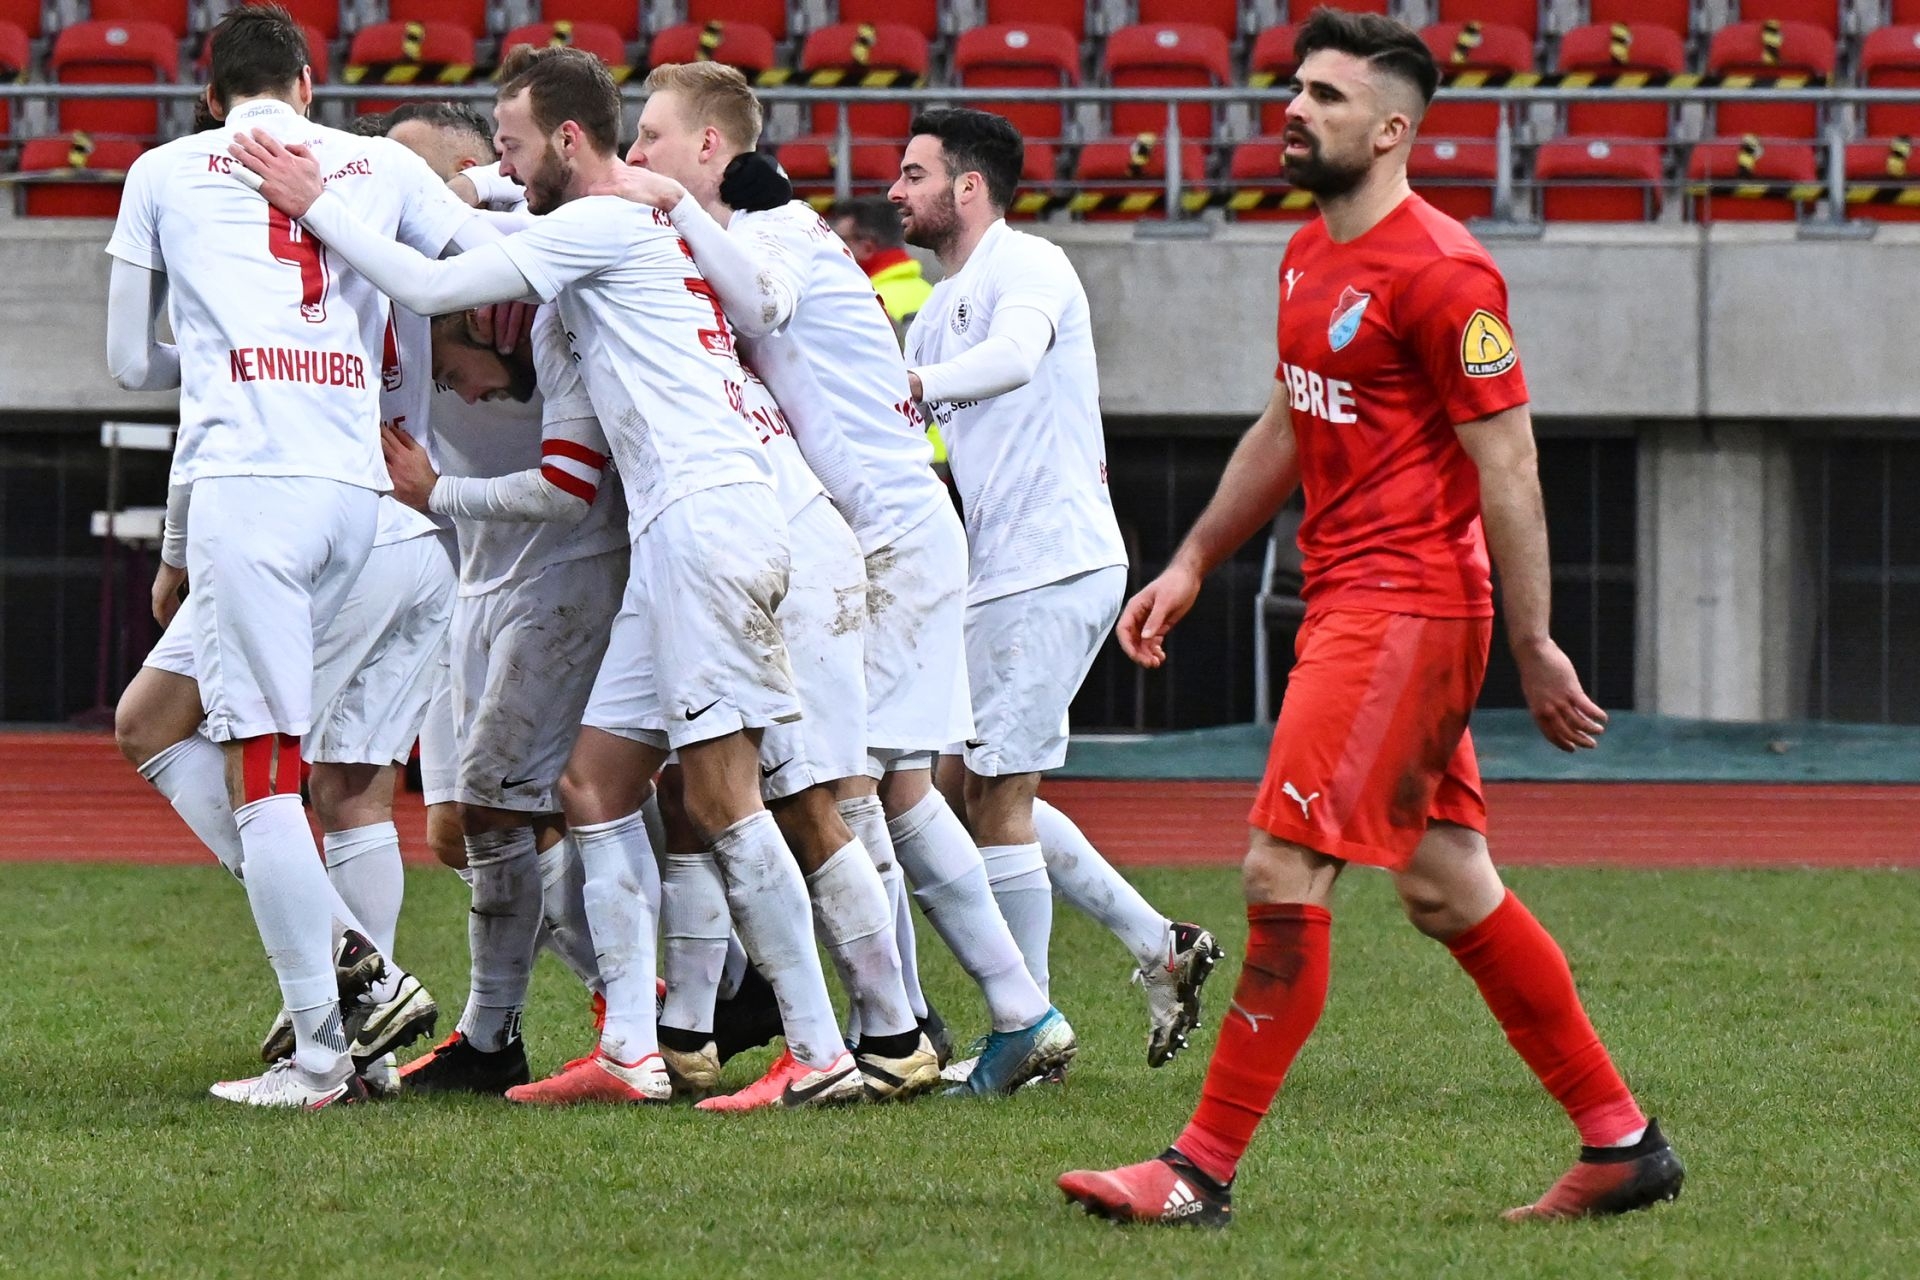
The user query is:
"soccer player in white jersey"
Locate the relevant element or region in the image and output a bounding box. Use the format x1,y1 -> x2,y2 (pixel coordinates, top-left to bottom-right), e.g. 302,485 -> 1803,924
102,3 -> 490,1107
891,108 -> 1225,1069
601,62 -> 1076,1094
232,44 -> 859,1107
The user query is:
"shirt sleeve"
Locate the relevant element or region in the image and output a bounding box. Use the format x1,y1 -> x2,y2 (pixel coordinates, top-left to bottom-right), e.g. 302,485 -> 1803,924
986,235 -> 1077,333
495,200 -> 631,303
668,199 -> 799,339
388,140 -> 480,257
104,152 -> 163,271
1397,252 -> 1530,426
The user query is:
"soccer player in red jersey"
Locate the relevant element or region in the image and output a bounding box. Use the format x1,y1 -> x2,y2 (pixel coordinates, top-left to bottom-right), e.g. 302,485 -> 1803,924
1056,9 -> 1684,1227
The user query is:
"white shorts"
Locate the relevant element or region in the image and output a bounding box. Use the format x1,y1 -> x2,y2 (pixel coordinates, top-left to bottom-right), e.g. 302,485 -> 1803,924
183,476 -> 379,743
453,548 -> 626,813
306,530 -> 456,768
960,564 -> 1127,777
583,483 -> 801,751
760,496 -> 868,802
862,502 -> 975,777
416,528 -> 460,805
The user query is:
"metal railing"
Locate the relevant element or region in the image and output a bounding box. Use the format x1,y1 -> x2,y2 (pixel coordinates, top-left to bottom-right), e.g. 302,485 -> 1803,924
6,82 -> 1920,222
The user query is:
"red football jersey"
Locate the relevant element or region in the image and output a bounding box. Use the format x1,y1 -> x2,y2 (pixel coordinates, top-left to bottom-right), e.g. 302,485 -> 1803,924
1275,195 -> 1529,618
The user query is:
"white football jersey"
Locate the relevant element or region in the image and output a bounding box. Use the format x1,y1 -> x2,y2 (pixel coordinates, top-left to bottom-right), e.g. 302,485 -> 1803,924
430,309 -> 628,596
739,367 -> 823,523
373,304 -> 443,548
730,201 -> 946,554
495,196 -> 772,535
105,98 -> 475,493
906,219 -> 1128,604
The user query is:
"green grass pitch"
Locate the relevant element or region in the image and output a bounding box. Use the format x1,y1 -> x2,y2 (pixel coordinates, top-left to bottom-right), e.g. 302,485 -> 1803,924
3,862 -> 1916,1278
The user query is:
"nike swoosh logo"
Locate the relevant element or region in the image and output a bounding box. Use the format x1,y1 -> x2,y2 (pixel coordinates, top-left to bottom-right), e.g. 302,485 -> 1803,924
965,738 -> 988,749
780,1063 -> 854,1106
684,697 -> 723,720
760,758 -> 792,779
500,775 -> 540,790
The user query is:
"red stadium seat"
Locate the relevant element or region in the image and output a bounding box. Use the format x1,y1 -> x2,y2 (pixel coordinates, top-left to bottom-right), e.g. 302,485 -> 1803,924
1419,22 -> 1534,140
389,0 -> 491,36
1707,20 -> 1834,140
1249,25 -> 1301,135
840,0 -> 940,39
1897,0 -> 1920,21
15,134 -> 144,217
953,24 -> 1080,144
1437,0 -> 1541,42
1535,137 -> 1664,220
1408,136 -> 1499,220
778,137 -> 901,206
49,21 -> 179,141
1104,24 -> 1233,142
1138,0 -> 1239,40
1734,0 -> 1839,37
1586,0 -> 1690,37
92,0 -> 190,38
1073,134 -> 1209,220
646,21 -> 779,81
0,19 -> 26,142
543,1 -> 642,42
1845,138 -> 1920,223
1861,27 -> 1920,139
688,0 -> 787,43
1686,135 -> 1817,221
343,22 -> 478,115
799,23 -> 929,139
1558,23 -> 1686,139
500,21 -> 631,80
0,0 -> 39,38
198,22 -> 333,84
1225,136 -> 1317,221
987,0 -> 1087,41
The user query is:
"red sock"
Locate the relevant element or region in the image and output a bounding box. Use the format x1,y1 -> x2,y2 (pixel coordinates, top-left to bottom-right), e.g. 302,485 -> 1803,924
1174,903 -> 1331,1185
1447,890 -> 1647,1147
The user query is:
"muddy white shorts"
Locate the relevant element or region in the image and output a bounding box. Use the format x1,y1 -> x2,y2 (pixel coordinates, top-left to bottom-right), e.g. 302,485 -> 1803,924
959,564 -> 1126,777
453,547 -> 626,812
759,495 -> 867,801
862,502 -> 974,777
583,483 -> 801,751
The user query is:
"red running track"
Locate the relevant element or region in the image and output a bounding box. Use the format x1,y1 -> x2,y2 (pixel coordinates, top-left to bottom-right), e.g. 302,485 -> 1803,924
4,732 -> 1918,867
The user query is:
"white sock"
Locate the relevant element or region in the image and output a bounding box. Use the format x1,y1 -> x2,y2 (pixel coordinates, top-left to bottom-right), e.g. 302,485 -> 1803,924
711,811 -> 844,1070
234,793 -> 347,1079
807,839 -> 916,1040
572,809 -> 661,1064
538,834 -> 603,994
889,790 -> 1050,1033
1033,798 -> 1170,969
137,734 -> 245,879
457,826 -> 541,1052
981,842 -> 1052,999
838,795 -> 927,1021
658,848 -> 729,1035
719,934 -> 749,1001
323,821 -> 403,957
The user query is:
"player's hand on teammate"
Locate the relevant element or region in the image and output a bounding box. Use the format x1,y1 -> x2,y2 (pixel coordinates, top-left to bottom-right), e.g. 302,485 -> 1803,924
1515,637 -> 1608,752
228,129 -> 324,219
447,172 -> 482,208
589,163 -> 688,212
381,425 -> 439,512
471,302 -> 535,355
1117,562 -> 1204,669
151,563 -> 187,628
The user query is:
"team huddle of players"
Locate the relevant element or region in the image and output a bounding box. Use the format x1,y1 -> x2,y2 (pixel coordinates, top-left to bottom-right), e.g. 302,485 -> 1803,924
106,4 -> 1223,1114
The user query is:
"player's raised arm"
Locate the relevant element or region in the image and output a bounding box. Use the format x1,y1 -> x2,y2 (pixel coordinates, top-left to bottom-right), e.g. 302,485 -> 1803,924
105,259 -> 180,393
1454,405 -> 1608,752
229,129 -> 538,316
1117,381 -> 1299,668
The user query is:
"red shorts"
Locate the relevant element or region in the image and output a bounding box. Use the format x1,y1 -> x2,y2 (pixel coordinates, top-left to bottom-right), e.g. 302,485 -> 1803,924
1250,609 -> 1491,871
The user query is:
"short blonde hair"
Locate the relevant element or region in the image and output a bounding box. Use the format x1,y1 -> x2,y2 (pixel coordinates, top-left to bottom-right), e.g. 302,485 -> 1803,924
643,61 -> 763,151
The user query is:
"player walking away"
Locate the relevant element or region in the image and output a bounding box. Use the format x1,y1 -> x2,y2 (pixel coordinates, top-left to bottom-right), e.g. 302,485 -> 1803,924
599,62 -> 1074,1096
890,108 -> 1223,1072
231,45 -> 859,1108
1057,10 -> 1684,1225
102,3 -> 488,1107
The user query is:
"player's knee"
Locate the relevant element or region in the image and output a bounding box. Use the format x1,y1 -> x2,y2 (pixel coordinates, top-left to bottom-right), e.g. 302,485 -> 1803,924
431,805 -> 469,869
112,699 -> 159,767
1242,832 -> 1339,905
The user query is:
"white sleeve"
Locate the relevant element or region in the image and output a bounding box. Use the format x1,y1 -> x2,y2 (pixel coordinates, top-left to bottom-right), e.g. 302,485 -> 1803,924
464,162 -> 530,211
161,482 -> 190,569
493,201 -> 632,302
667,196 -> 798,338
106,257 -> 180,392
297,188 -> 539,314
104,152 -> 163,271
390,139 -> 484,257
910,304 -> 1053,404
989,236 -> 1077,332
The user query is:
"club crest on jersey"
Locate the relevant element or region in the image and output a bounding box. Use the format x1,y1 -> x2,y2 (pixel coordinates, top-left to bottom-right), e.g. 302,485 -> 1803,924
1328,287 -> 1371,352
952,298 -> 972,334
1462,309 -> 1518,377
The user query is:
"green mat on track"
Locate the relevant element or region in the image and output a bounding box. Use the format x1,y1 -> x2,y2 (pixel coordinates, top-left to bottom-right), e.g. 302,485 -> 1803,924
1060,710 -> 1920,783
